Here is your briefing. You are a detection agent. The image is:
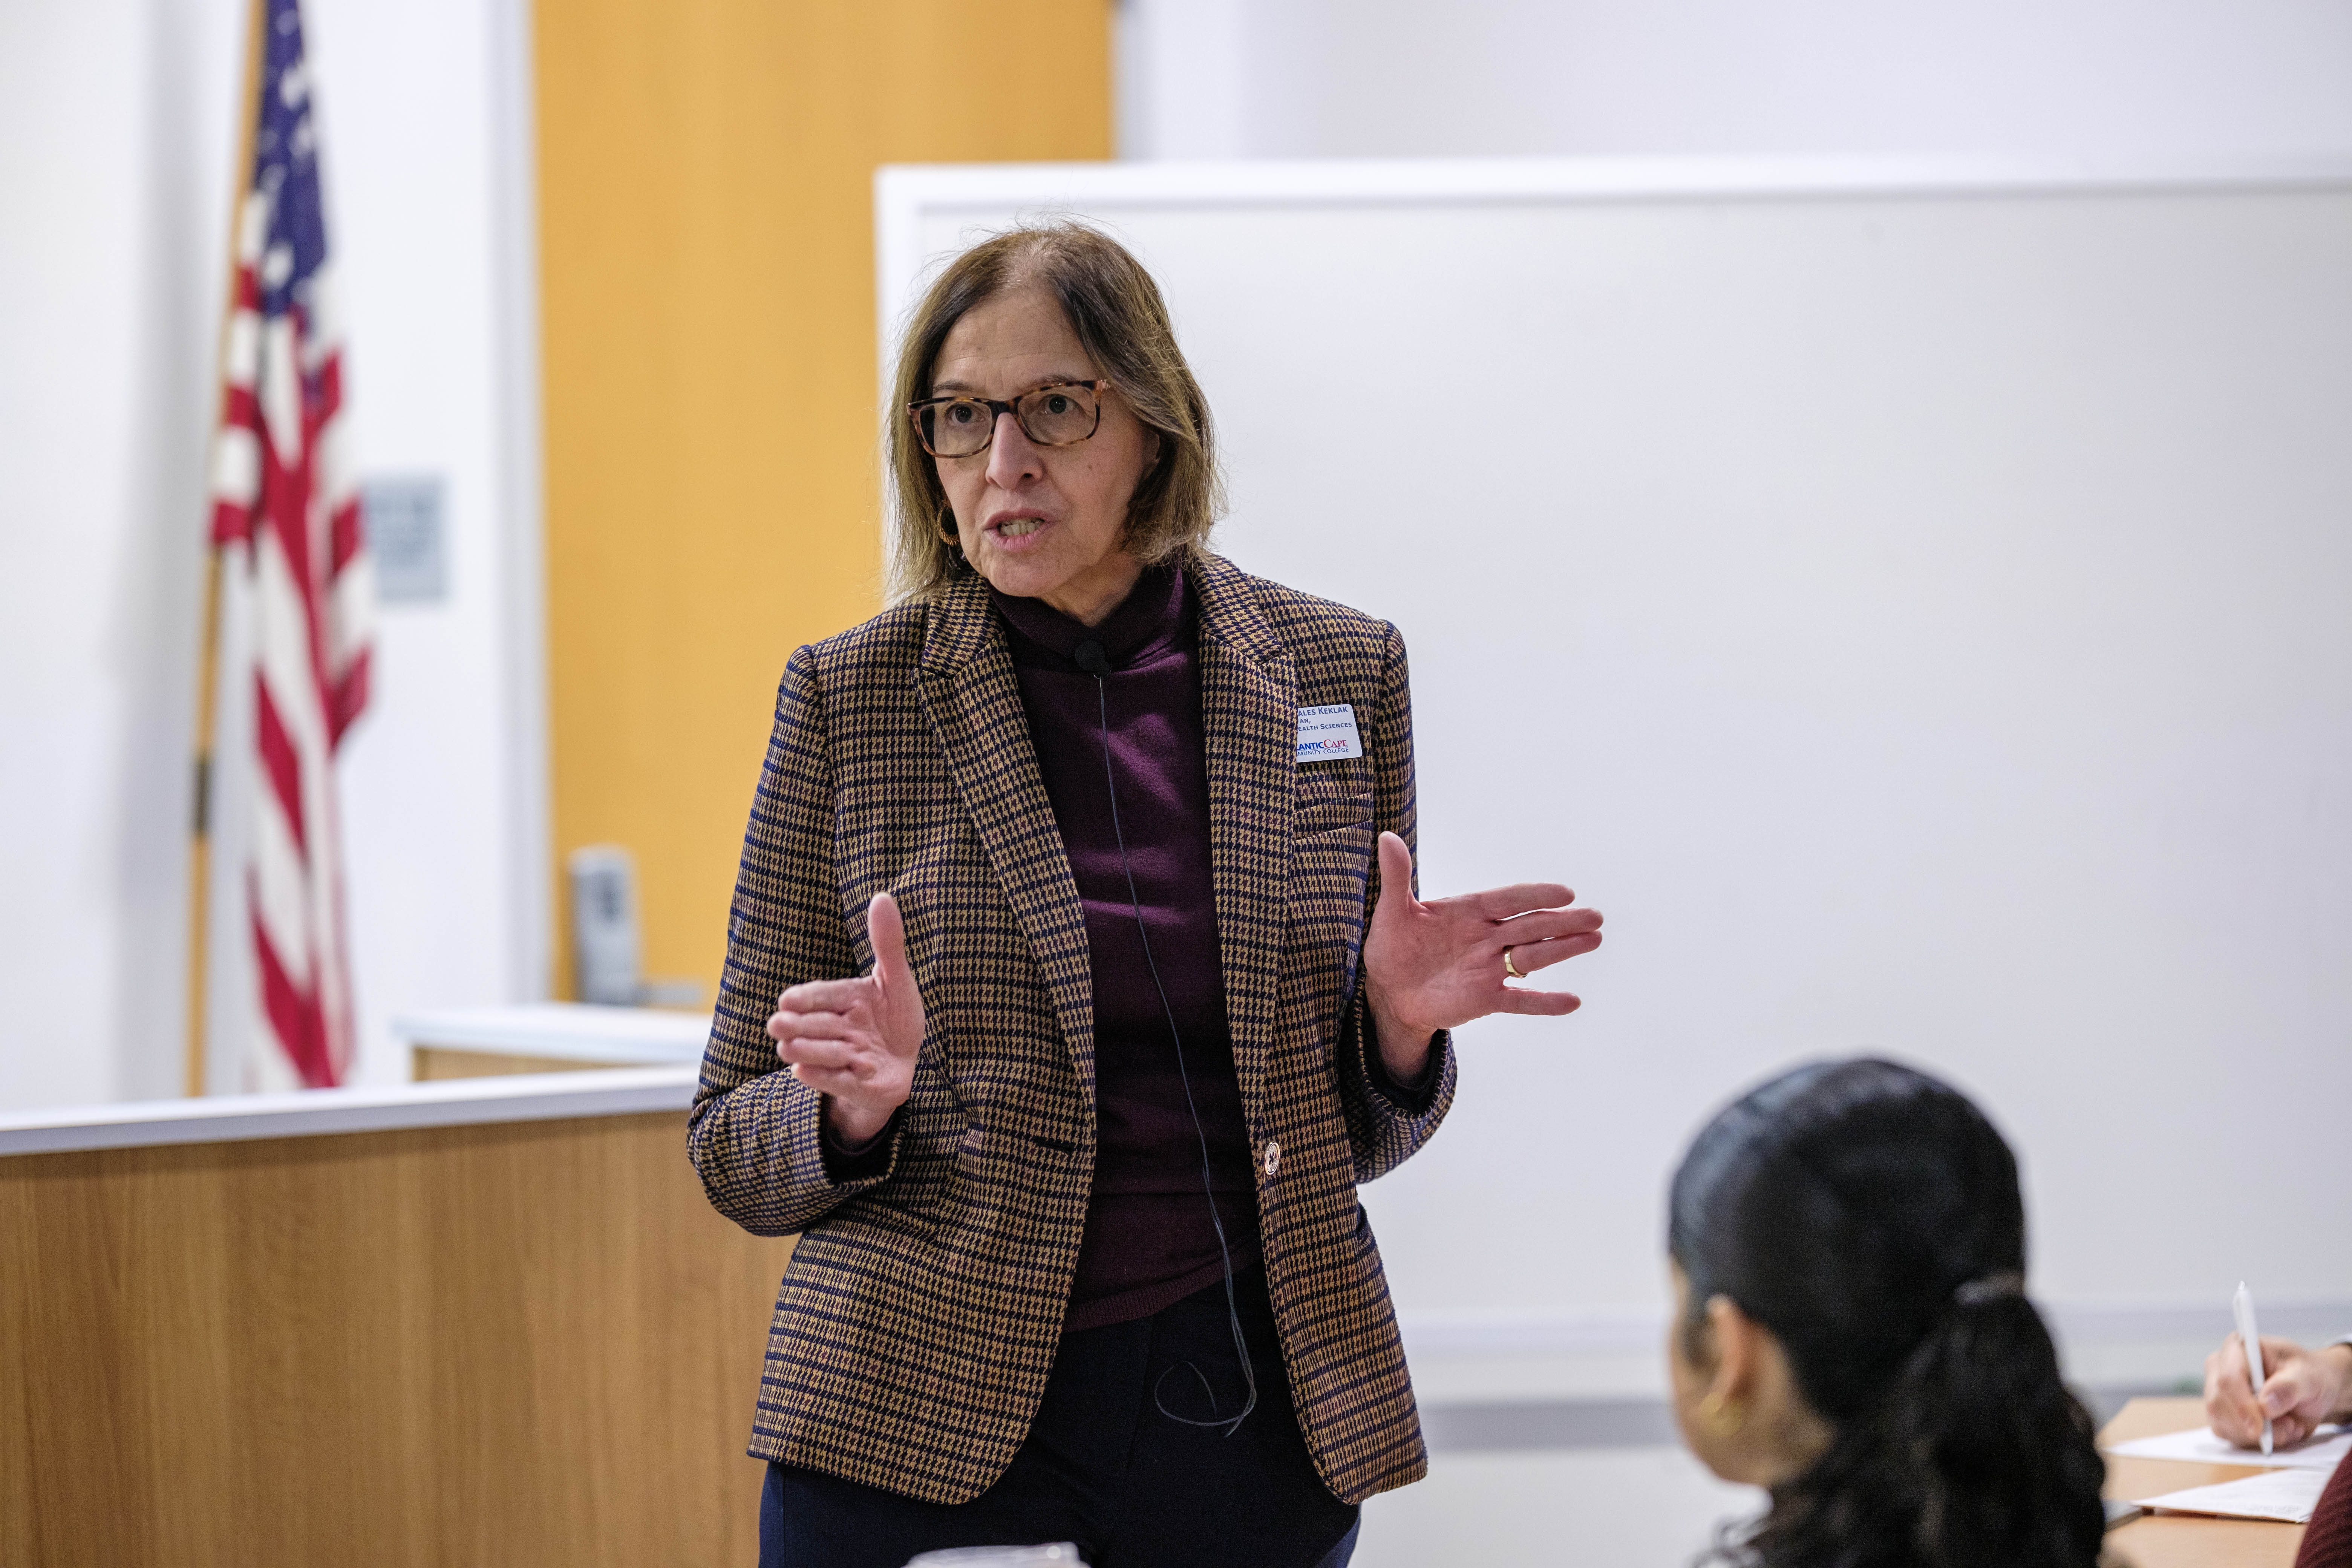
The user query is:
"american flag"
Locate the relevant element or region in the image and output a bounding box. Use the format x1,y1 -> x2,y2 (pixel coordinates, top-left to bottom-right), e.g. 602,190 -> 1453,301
207,0 -> 372,1090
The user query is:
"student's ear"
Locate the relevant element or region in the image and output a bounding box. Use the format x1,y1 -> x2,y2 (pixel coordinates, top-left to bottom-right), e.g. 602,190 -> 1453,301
1706,1293 -> 1763,1406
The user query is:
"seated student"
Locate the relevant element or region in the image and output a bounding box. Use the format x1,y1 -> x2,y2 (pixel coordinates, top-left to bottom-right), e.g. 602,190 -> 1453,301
1664,1058 -> 2107,1568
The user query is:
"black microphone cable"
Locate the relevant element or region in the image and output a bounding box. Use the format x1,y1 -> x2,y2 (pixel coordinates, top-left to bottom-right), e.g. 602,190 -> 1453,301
1073,637 -> 1257,1436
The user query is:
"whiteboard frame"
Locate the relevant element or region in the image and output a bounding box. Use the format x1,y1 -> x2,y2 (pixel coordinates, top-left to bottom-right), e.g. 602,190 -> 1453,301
867,153 -> 2352,1389
876,153 -> 2352,380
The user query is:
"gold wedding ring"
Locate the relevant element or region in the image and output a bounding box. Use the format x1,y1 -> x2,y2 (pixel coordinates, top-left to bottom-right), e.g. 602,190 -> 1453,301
1502,947 -> 1527,980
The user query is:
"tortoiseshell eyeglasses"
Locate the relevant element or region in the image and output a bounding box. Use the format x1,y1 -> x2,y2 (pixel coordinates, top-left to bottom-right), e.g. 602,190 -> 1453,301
906,380 -> 1111,458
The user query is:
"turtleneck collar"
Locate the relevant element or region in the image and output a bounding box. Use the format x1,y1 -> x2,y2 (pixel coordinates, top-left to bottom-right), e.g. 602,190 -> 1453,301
988,563 -> 1189,674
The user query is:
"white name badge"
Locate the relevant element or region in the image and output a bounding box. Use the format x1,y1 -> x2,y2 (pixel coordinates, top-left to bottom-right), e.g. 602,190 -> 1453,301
1296,704 -> 1364,763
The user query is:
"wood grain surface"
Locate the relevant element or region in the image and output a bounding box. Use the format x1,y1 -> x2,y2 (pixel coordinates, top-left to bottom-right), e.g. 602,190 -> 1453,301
0,1110 -> 789,1567
412,1046 -> 615,1080
2102,1396 -> 2308,1568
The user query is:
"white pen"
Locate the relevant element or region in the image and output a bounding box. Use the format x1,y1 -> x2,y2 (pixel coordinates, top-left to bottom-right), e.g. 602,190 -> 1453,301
2234,1281 -> 2272,1456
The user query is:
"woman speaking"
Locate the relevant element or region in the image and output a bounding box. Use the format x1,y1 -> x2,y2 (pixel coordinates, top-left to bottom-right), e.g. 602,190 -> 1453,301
688,222 -> 1603,1568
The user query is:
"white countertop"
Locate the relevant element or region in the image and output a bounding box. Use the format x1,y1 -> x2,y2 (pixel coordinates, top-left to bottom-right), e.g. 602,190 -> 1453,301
0,1004 -> 721,1160
0,1066 -> 701,1158
393,1001 -> 711,1064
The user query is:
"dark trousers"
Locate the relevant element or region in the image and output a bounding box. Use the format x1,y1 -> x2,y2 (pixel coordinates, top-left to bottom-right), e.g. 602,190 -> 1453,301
759,1268 -> 1360,1568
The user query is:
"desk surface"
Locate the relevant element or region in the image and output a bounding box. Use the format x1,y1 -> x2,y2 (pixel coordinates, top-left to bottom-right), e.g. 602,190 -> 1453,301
2103,1396 -> 2308,1568
0,1066 -> 698,1158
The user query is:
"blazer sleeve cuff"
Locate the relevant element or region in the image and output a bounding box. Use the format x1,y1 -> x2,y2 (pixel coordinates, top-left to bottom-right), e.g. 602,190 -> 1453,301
1352,993 -> 1450,1116
687,1063 -> 904,1236
819,1102 -> 905,1184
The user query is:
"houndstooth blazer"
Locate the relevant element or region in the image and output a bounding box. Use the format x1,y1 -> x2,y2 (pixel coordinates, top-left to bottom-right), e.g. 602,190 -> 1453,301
687,550 -> 1457,1506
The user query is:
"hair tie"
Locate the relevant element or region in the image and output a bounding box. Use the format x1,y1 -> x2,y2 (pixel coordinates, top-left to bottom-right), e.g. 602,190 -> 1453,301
1952,1271 -> 2026,1306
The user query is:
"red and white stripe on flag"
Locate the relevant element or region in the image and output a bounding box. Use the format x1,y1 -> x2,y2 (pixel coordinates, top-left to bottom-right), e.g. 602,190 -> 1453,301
207,0 -> 372,1090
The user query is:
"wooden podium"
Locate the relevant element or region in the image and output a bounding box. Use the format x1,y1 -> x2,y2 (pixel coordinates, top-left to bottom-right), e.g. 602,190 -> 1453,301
0,1068 -> 787,1567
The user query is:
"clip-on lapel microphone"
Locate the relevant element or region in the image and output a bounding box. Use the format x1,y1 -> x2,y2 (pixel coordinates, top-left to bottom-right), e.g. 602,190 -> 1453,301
1073,639 -> 1258,1436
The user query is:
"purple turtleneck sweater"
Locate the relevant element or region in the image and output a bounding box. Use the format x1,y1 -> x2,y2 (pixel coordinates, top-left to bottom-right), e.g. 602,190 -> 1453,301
989,567 -> 1261,1330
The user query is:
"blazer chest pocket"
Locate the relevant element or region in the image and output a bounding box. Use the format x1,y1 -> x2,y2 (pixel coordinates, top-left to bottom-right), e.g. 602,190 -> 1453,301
1294,790 -> 1373,838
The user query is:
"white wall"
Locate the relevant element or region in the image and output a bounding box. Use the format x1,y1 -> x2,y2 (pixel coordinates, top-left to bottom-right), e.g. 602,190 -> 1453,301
1118,0 -> 2352,162
0,0 -> 542,1110
0,0 -> 240,1109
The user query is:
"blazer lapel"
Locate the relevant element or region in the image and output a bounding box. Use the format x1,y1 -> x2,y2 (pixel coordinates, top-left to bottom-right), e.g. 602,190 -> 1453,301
913,574 -> 1098,1096
1190,554 -> 1295,1115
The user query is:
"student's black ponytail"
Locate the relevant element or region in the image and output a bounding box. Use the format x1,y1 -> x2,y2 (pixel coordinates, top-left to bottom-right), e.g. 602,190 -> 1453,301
1671,1060 -> 2106,1568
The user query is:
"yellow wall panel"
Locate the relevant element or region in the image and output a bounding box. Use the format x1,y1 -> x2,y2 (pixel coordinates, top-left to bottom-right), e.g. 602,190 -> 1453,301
536,3 -> 1112,998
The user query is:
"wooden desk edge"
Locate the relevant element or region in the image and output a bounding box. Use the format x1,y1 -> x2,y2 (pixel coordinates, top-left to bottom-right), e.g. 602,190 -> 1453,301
0,1066 -> 701,1158
2100,1397 -> 2306,1568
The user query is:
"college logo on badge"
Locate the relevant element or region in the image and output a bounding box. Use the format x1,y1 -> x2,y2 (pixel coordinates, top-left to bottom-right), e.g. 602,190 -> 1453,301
1296,704 -> 1364,763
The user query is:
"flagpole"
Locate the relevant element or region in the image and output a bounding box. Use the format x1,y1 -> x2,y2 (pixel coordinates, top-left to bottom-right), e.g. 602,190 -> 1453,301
185,0 -> 268,1099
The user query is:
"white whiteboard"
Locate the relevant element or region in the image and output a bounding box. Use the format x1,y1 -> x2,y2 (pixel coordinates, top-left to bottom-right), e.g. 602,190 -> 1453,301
876,160 -> 2352,1357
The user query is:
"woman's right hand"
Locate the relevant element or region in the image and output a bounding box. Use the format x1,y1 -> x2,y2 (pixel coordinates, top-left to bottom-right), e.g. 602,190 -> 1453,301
767,891 -> 924,1147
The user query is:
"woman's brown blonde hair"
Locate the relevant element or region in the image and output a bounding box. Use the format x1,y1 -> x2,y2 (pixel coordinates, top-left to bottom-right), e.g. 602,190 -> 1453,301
885,221 -> 1222,603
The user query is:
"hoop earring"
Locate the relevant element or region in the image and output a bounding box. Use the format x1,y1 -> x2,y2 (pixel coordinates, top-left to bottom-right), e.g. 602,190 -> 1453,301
935,504 -> 960,548
1700,1392 -> 1747,1437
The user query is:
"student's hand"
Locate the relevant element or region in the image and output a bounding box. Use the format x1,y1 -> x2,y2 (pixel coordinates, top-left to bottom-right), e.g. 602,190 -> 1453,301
767,892 -> 924,1147
2205,1336 -> 2352,1450
1362,831 -> 1603,1082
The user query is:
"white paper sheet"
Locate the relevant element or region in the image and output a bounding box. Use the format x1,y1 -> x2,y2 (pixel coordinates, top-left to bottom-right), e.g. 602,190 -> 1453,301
2137,1467 -> 2332,1524
2104,1423 -> 2349,1471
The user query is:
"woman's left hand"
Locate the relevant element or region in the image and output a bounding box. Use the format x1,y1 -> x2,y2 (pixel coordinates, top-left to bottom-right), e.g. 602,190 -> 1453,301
1361,831 -> 1603,1083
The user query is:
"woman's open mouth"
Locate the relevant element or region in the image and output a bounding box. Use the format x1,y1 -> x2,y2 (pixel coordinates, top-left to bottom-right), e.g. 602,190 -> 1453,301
986,513 -> 1055,550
